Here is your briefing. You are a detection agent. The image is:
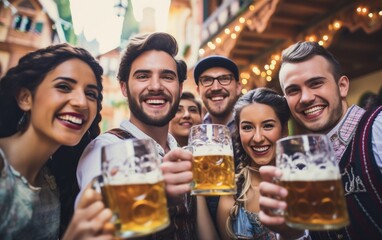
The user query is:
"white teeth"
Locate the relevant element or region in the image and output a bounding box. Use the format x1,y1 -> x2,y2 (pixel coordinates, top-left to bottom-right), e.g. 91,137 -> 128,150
211,96 -> 224,101
146,99 -> 165,104
304,106 -> 324,115
252,146 -> 270,152
58,115 -> 83,125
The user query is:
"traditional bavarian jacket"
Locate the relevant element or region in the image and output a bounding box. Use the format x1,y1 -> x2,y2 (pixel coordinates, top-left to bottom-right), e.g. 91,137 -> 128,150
311,105 -> 382,240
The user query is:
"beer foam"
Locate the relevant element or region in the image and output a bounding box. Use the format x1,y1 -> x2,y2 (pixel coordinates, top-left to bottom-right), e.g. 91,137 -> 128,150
108,170 -> 164,185
193,145 -> 233,156
281,165 -> 340,181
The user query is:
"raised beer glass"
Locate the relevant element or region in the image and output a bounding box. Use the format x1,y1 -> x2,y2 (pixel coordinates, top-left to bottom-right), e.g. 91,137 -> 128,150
276,134 -> 349,230
187,124 -> 236,195
97,139 -> 170,238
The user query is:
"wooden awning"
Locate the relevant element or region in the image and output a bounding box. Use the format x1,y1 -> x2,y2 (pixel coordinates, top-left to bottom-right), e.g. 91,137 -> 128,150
199,0 -> 382,92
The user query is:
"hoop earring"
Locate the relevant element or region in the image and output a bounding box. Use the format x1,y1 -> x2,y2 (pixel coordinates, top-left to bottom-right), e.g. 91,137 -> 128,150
16,112 -> 28,132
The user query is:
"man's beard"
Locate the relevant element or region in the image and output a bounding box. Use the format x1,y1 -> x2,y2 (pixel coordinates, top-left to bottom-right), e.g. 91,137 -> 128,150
206,98 -> 236,119
127,90 -> 180,127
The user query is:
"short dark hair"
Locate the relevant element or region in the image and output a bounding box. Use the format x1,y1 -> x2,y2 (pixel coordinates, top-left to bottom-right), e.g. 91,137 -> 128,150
280,41 -> 342,84
117,32 -> 187,84
358,91 -> 379,111
181,91 -> 202,114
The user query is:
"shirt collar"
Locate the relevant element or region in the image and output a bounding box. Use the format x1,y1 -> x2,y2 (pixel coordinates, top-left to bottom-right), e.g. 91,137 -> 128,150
203,112 -> 236,131
327,105 -> 365,145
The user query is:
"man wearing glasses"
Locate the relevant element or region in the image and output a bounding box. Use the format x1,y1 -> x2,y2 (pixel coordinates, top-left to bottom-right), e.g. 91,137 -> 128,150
193,55 -> 242,234
194,55 -> 242,131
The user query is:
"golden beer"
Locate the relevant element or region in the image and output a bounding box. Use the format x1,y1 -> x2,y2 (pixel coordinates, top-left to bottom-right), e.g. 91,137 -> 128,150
102,180 -> 169,238
280,178 -> 349,230
192,146 -> 236,195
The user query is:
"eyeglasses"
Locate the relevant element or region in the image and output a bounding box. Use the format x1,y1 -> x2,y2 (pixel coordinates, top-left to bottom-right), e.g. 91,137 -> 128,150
198,74 -> 234,87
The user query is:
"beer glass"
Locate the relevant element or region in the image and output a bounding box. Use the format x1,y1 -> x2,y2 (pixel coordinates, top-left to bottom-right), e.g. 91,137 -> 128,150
187,124 -> 236,195
276,134 -> 349,230
94,139 -> 169,238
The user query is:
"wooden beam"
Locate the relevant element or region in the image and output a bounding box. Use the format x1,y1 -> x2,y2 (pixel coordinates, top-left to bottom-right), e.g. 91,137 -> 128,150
281,1 -> 328,14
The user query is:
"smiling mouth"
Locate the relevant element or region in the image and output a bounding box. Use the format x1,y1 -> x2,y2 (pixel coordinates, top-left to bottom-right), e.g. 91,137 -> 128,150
303,105 -> 325,116
57,114 -> 84,125
252,146 -> 270,153
210,96 -> 224,101
145,99 -> 166,105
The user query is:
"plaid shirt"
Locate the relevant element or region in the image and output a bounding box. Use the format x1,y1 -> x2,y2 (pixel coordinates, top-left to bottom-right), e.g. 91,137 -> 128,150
327,105 -> 366,162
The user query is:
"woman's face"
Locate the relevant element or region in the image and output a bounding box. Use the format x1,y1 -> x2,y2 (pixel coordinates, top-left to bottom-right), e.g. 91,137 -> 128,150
239,103 -> 284,167
169,98 -> 202,141
24,58 -> 99,146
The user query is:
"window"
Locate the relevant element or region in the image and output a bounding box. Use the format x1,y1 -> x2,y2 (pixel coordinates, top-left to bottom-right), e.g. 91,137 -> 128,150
13,14 -> 33,32
34,22 -> 43,34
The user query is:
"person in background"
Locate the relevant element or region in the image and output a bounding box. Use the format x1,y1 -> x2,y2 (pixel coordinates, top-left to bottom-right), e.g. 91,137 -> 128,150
169,91 -> 202,147
258,41 -> 382,239
169,91 -> 219,239
358,91 -> 379,111
217,88 -> 290,240
76,32 -> 217,239
194,55 -> 243,230
0,43 -> 112,239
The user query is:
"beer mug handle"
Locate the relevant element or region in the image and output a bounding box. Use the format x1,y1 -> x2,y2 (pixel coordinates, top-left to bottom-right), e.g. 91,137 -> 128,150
91,175 -> 104,194
182,145 -> 193,153
181,146 -> 194,190
269,176 -> 285,217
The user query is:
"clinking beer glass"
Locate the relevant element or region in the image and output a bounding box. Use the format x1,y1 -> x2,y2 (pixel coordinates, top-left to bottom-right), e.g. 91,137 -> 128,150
187,124 -> 236,196
93,139 -> 170,238
276,134 -> 349,230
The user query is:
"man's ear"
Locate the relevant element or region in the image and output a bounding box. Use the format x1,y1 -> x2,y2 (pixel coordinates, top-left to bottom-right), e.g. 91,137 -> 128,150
236,80 -> 242,97
179,83 -> 183,97
338,75 -> 349,98
16,88 -> 32,111
120,81 -> 128,97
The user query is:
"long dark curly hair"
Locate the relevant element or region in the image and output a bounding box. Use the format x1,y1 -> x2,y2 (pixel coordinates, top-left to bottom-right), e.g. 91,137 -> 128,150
0,43 -> 104,236
226,87 -> 290,238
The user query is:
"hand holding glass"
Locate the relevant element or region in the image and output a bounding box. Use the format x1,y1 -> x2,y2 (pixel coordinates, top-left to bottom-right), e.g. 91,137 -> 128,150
276,134 -> 349,230
187,124 -> 236,196
93,139 -> 169,238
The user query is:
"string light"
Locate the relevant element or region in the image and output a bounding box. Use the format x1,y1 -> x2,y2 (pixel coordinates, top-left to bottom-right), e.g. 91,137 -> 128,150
199,2 -> 382,91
